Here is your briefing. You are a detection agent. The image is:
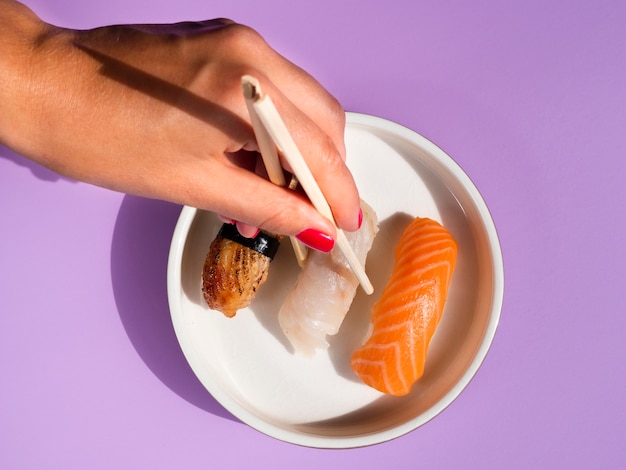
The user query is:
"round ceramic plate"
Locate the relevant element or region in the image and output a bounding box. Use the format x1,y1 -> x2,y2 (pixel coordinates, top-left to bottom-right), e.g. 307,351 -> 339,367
167,112 -> 504,448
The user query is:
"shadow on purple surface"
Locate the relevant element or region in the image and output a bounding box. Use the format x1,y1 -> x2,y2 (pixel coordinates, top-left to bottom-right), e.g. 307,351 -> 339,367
110,194 -> 240,423
0,144 -> 75,182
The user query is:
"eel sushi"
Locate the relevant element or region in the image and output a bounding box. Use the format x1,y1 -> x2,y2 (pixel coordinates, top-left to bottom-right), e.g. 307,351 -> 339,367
202,223 -> 280,317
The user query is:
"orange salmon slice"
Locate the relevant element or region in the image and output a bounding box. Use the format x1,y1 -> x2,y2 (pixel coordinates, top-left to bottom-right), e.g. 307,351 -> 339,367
350,217 -> 458,396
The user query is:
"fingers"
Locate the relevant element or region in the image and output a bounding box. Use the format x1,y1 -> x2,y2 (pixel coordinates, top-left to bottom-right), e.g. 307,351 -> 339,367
234,221 -> 260,238
201,25 -> 357,230
256,77 -> 362,232
117,22 -> 362,242
185,159 -> 338,242
217,215 -> 260,239
234,33 -> 348,161
269,67 -> 347,162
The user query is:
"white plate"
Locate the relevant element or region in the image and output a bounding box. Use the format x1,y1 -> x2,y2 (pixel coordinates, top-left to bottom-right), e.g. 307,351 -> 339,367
167,112 -> 504,448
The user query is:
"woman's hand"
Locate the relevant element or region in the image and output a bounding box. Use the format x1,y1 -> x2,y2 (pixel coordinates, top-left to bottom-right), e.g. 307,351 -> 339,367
0,1 -> 361,250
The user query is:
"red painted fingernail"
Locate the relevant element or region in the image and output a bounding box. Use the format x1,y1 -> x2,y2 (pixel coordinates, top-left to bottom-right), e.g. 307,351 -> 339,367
296,228 -> 335,253
357,208 -> 363,229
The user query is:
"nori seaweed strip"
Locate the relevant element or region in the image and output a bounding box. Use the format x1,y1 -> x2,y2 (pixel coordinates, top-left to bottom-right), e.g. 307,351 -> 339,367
217,223 -> 280,260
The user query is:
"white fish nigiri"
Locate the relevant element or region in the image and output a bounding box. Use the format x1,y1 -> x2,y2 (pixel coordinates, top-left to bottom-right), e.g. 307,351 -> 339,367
278,200 -> 379,356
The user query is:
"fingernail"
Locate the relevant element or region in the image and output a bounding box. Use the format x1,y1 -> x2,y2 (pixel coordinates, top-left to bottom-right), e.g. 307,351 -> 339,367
296,228 -> 335,253
357,208 -> 363,229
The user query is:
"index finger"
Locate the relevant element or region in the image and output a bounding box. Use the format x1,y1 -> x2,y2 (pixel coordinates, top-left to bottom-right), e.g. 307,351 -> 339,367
257,75 -> 361,232
265,60 -> 348,162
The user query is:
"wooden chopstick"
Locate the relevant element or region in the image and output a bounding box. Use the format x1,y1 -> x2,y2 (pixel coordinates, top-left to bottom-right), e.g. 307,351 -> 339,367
241,75 -> 374,295
242,76 -> 309,267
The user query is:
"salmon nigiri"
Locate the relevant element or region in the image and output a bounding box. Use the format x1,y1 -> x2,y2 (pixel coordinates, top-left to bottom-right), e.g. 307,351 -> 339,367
350,217 -> 457,396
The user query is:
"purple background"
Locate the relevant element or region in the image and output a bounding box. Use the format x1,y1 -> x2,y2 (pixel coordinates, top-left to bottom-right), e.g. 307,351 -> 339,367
2,0 -> 625,468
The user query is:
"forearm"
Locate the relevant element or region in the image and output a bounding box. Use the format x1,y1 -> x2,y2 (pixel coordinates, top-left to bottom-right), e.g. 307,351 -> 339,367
0,4 -> 157,186
0,6 -> 214,186
0,1 -> 99,180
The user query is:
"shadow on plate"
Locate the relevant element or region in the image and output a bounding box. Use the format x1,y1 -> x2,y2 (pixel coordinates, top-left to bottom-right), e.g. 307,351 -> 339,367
327,211 -> 413,382
110,195 -> 239,423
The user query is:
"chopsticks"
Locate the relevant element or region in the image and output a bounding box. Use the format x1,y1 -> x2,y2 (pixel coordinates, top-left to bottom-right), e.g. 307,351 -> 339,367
241,75 -> 374,295
242,77 -> 309,268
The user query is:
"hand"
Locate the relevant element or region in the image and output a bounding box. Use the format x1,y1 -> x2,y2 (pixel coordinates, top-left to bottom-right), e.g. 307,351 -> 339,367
0,2 -> 361,250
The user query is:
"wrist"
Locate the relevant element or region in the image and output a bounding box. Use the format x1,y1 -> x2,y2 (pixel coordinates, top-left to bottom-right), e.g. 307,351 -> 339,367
0,2 -> 67,157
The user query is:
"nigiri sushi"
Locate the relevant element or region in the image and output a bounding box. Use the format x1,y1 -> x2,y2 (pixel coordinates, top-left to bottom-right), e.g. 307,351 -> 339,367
350,217 -> 457,396
202,223 -> 280,317
278,200 -> 379,356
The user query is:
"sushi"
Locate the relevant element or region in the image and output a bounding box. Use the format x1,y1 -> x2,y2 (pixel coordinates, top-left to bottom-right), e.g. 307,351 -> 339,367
278,200 -> 379,356
202,223 -> 280,317
350,217 -> 457,396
